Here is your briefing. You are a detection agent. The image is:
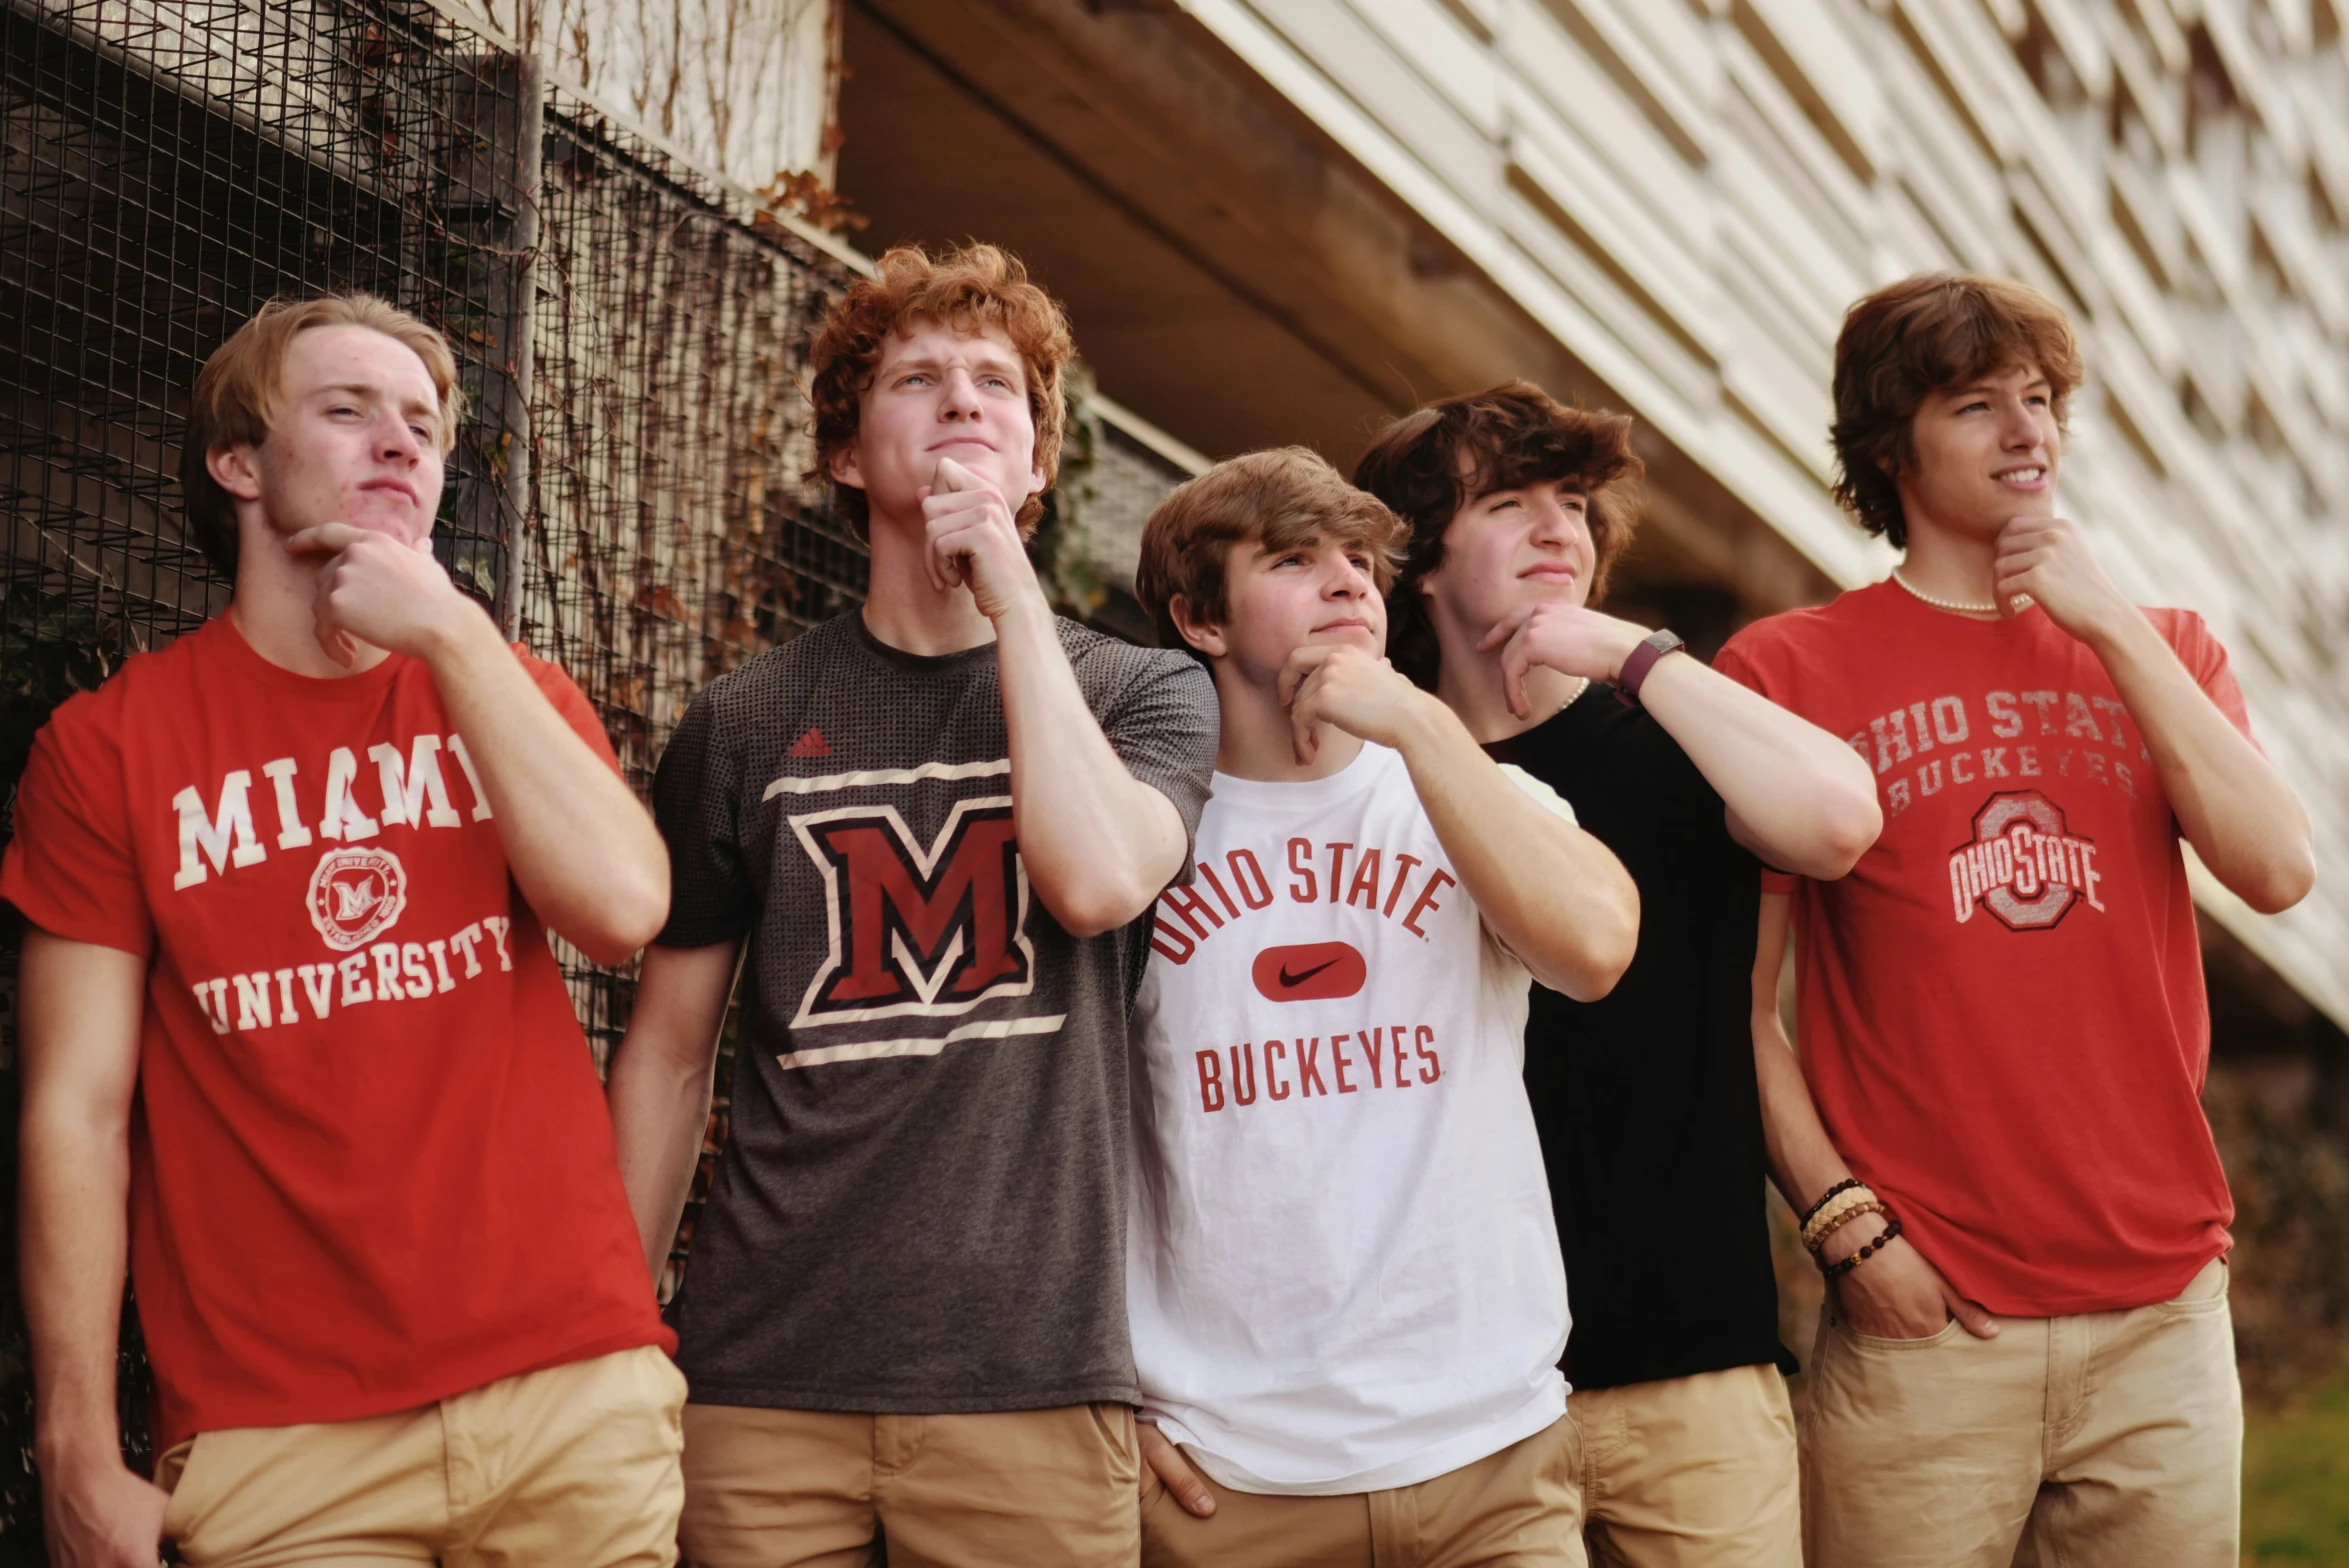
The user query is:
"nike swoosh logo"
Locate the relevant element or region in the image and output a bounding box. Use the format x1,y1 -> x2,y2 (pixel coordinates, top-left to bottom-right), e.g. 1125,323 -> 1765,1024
1278,957 -> 1341,987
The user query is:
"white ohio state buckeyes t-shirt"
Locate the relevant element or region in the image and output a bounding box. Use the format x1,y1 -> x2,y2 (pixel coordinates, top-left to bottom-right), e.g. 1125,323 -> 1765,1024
1127,742 -> 1573,1495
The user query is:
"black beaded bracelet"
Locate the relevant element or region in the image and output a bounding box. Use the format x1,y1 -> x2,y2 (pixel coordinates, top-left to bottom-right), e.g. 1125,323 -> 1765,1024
1821,1217 -> 1903,1281
1799,1178 -> 1862,1229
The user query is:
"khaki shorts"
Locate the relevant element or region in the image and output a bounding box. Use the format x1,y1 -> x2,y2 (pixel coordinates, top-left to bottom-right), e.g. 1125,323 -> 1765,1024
679,1401 -> 1140,1568
157,1344 -> 686,1566
1139,1415 -> 1585,1568
1802,1256 -> 2240,1568
1572,1363 -> 1799,1568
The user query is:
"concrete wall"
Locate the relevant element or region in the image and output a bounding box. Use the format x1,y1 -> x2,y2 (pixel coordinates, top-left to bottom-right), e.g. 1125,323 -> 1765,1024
1173,0 -> 2349,1023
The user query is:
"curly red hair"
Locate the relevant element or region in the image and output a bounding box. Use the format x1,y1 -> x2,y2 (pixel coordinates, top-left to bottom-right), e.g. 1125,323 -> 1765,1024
804,243 -> 1075,538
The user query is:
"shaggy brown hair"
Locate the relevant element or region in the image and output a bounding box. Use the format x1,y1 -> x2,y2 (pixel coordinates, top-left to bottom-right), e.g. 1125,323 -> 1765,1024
1351,381 -> 1643,688
1136,447 -> 1407,659
804,242 -> 1075,538
1832,273 -> 2082,549
182,294 -> 463,578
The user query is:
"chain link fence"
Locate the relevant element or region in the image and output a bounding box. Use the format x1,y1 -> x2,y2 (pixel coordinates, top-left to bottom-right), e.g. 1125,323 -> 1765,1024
0,0 -> 870,1541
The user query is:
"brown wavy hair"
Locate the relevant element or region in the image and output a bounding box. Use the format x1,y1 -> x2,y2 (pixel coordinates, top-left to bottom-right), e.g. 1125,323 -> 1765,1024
1832,273 -> 2082,549
1351,381 -> 1642,688
181,294 -> 463,578
804,243 -> 1075,538
1136,447 -> 1406,659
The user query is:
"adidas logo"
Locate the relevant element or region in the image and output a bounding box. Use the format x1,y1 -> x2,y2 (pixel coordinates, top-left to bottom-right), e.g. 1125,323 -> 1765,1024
788,727 -> 832,759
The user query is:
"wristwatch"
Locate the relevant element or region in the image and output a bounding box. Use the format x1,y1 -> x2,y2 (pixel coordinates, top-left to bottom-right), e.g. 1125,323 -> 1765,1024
1615,629 -> 1686,709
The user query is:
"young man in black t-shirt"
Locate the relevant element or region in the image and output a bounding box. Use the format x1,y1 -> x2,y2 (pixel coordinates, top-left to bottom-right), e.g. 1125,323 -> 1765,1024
1354,383 -> 1881,1566
605,244 -> 1218,1567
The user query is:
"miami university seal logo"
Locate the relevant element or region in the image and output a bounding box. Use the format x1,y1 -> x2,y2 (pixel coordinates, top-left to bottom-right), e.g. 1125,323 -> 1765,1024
788,797 -> 1034,1026
1946,790 -> 2105,931
307,846 -> 408,950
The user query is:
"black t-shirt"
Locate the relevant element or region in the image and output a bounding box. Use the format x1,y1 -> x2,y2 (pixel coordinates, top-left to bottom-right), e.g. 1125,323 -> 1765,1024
1487,683 -> 1795,1390
652,611 -> 1219,1413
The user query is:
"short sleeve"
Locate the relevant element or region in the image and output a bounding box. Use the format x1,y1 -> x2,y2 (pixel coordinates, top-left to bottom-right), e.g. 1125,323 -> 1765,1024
516,649 -> 624,774
1760,869 -> 1800,895
1090,651 -> 1220,885
650,689 -> 757,947
1498,762 -> 1578,826
0,699 -> 153,957
1709,636 -> 1772,700
2153,610 -> 2258,747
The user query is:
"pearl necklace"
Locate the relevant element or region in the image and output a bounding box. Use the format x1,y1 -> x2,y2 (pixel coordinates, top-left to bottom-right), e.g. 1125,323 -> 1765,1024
1892,569 -> 2031,618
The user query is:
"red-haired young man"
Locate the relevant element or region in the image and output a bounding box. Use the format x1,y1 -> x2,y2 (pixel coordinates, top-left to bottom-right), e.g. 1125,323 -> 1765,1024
1719,274 -> 2315,1567
1353,383 -> 1881,1567
1126,448 -> 1638,1567
606,244 -> 1218,1566
7,295 -> 684,1566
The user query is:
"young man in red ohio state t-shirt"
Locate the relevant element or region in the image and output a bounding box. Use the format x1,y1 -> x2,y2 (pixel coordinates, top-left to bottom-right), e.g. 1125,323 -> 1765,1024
1717,274 -> 2315,1568
4,296 -> 683,1566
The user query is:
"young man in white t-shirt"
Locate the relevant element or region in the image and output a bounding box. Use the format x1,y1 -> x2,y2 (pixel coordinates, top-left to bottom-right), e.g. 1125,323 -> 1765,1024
1126,447 -> 1640,1565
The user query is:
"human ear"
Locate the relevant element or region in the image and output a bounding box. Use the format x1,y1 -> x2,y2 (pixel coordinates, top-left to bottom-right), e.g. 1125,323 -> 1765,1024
1168,594 -> 1229,660
827,440 -> 867,492
207,443 -> 265,503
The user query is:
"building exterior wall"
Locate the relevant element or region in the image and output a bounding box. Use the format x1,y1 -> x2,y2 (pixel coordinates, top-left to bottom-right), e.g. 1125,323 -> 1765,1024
441,0 -> 840,190
1177,0 -> 2349,1022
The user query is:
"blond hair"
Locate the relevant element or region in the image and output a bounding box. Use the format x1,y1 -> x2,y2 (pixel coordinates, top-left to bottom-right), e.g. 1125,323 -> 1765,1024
180,294 -> 464,575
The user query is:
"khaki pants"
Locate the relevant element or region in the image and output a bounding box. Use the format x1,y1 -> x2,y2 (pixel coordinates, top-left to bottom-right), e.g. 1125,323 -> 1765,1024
157,1345 -> 686,1566
1139,1415 -> 1585,1568
679,1402 -> 1140,1568
1802,1257 -> 2240,1568
1571,1364 -> 1799,1568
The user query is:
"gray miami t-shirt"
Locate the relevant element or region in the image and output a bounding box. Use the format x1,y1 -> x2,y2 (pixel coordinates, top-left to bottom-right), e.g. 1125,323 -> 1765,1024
652,610 -> 1218,1413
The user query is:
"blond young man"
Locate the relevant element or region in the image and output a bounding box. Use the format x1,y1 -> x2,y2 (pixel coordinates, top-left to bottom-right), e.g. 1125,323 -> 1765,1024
606,244 -> 1219,1566
1352,383 -> 1881,1568
1126,448 -> 1639,1567
1722,274 -> 2315,1566
7,295 -> 683,1566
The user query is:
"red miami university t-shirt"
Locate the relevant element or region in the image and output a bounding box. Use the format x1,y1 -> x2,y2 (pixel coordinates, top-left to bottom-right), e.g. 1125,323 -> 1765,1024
1715,580 -> 2243,1316
1,616 -> 670,1449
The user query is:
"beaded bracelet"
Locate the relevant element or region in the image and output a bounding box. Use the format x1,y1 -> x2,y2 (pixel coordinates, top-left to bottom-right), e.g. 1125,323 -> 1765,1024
1801,1185 -> 1881,1252
1802,1186 -> 1880,1251
1821,1217 -> 1903,1281
1799,1178 -> 1862,1229
1809,1199 -> 1885,1253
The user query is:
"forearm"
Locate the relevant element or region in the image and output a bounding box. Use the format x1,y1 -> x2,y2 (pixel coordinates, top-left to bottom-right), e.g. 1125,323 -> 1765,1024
2087,612 -> 2314,912
607,941 -> 739,1277
21,1108 -> 132,1472
606,1037 -> 717,1279
1753,1013 -> 1854,1212
995,602 -> 1186,936
423,613 -> 670,961
1394,699 -> 1638,1000
1638,656 -> 1880,878
1748,892 -> 1852,1211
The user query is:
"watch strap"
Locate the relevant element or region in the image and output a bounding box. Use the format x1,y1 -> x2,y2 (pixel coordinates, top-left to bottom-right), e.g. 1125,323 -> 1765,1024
1616,629 -> 1686,708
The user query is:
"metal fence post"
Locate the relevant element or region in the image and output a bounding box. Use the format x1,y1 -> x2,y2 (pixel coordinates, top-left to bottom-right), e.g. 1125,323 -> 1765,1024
443,47 -> 539,634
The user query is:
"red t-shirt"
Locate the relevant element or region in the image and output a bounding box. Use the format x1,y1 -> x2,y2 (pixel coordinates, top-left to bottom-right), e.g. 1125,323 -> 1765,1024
1,616 -> 671,1448
1714,579 -> 2241,1316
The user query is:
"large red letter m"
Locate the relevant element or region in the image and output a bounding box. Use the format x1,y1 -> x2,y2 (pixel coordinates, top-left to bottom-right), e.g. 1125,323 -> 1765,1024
793,800 -> 1031,1022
